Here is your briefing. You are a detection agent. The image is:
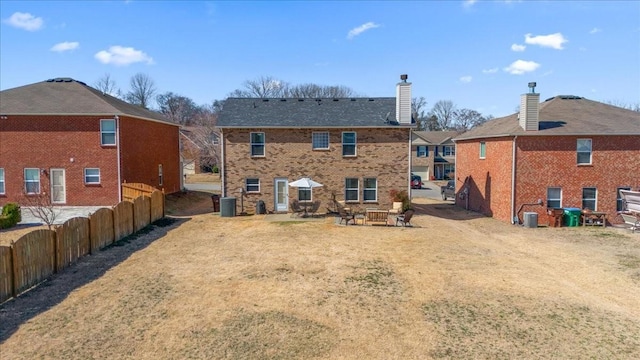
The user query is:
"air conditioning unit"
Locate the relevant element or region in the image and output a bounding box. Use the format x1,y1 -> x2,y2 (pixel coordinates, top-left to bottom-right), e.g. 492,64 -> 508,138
523,212 -> 538,228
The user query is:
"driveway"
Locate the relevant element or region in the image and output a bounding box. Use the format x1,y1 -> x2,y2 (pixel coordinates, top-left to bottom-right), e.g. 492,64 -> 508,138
412,181 -> 450,201
183,182 -> 221,192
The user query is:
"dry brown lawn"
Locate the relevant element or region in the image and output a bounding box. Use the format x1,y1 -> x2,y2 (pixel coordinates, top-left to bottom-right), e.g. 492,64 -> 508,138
1,192 -> 639,359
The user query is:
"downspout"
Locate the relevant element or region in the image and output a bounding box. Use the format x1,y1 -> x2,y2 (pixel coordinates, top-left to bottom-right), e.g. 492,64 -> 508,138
115,115 -> 122,202
220,131 -> 225,197
408,129 -> 413,198
511,135 -> 518,224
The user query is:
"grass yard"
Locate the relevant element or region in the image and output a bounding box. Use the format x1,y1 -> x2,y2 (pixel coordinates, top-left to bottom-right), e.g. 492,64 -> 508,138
1,195 -> 639,359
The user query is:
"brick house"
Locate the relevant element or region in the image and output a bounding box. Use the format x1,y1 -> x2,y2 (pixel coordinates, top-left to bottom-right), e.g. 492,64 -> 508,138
453,86 -> 640,225
411,130 -> 459,181
0,78 -> 181,207
217,78 -> 415,214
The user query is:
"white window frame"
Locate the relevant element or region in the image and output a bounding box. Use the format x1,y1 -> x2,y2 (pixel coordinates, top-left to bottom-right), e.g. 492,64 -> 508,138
84,168 -> 101,184
582,187 -> 597,211
479,142 -> 486,159
547,187 -> 562,209
298,188 -> 312,202
250,132 -> 265,157
342,132 -> 357,157
617,187 -> 631,212
443,145 -> 455,156
345,178 -> 359,202
417,146 -> 427,157
363,178 -> 377,202
100,119 -> 116,146
246,178 -> 260,193
312,132 -> 330,150
24,168 -> 40,194
0,168 -> 4,194
577,138 -> 592,165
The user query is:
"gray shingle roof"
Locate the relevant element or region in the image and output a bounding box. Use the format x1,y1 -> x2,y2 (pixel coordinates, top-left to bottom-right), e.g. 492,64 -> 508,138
413,130 -> 460,145
455,96 -> 640,141
217,97 -> 410,128
0,77 -> 174,125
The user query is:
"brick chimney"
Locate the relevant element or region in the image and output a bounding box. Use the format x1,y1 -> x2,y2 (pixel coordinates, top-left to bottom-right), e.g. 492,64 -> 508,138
519,82 -> 540,131
396,74 -> 412,125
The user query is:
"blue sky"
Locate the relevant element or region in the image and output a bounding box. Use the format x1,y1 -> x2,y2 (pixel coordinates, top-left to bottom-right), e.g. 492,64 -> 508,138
1,0 -> 639,117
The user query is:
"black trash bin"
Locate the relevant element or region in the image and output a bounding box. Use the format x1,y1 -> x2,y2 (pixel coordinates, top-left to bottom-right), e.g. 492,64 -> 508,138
256,200 -> 266,215
211,194 -> 220,212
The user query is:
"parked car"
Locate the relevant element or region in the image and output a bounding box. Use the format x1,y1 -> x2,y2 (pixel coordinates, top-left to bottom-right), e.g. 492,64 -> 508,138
411,174 -> 423,189
441,180 -> 456,200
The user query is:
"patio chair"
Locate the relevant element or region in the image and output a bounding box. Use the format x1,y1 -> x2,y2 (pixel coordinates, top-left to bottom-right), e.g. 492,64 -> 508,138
290,200 -> 304,218
338,204 -> 355,225
396,209 -> 415,227
308,200 -> 321,217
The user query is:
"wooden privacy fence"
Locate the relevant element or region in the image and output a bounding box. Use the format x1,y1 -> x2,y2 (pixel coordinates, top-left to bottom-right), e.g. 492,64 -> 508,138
0,190 -> 165,304
122,182 -> 163,202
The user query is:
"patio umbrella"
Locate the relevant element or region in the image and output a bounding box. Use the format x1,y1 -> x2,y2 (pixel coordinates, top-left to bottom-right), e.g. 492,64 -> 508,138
288,177 -> 323,189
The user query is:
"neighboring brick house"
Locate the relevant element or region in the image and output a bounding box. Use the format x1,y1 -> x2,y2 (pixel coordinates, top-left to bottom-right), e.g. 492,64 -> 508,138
411,130 -> 459,181
217,78 -> 415,213
0,78 -> 181,207
453,86 -> 640,225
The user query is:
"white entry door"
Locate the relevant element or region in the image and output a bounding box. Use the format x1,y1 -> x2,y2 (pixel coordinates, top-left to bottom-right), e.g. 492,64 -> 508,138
274,178 -> 288,212
50,168 -> 66,204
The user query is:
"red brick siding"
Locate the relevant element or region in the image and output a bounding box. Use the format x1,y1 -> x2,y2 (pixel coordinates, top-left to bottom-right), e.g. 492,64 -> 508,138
119,116 -> 181,194
454,137 -> 515,222
222,128 -> 411,212
0,115 -> 120,206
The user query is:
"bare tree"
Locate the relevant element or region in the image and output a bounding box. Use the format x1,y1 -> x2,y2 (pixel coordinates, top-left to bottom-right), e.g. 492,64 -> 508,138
228,76 -> 288,98
94,73 -> 121,98
411,97 -> 428,130
228,76 -> 357,98
22,192 -> 60,229
605,100 -> 640,112
125,73 -> 157,109
429,100 -> 458,131
156,92 -> 199,125
453,108 -> 488,132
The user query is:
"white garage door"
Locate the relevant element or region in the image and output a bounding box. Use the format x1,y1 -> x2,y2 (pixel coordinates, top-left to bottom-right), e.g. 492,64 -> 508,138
412,166 -> 429,181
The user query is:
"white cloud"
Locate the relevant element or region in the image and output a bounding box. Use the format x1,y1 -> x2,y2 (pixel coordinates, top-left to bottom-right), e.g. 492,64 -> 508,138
504,60 -> 540,75
460,76 -> 472,83
511,43 -> 526,52
347,22 -> 380,39
524,32 -> 568,50
94,46 -> 154,66
463,0 -> 477,8
50,41 -> 79,52
589,27 -> 601,34
482,68 -> 499,74
4,12 -> 43,31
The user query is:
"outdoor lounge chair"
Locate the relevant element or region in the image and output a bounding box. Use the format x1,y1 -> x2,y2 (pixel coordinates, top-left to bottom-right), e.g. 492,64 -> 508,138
396,209 -> 415,227
290,200 -> 304,217
308,200 -> 321,217
338,205 -> 355,225
620,213 -> 640,233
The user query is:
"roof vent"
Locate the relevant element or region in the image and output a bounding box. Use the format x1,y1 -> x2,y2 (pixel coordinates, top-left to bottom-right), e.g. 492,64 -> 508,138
350,98 -> 356,101
298,98 -> 304,101
262,99 -> 269,102
280,98 -> 286,101
332,98 -> 339,101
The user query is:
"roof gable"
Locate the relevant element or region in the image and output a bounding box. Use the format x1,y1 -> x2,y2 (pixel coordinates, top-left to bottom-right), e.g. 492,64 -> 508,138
0,77 -> 175,125
217,97 -> 411,128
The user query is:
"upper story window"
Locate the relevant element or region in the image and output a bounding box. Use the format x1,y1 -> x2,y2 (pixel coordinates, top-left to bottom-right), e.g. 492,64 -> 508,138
547,187 -> 562,208
577,139 -> 592,165
312,132 -> 330,150
101,119 -> 116,146
363,178 -> 377,202
479,142 -> 486,159
84,168 -> 101,184
417,146 -> 428,157
582,187 -> 597,210
345,178 -> 359,202
250,132 -> 265,157
443,145 -> 455,156
246,178 -> 260,193
342,132 -> 357,157
617,187 -> 631,212
24,168 -> 40,194
0,168 -> 5,194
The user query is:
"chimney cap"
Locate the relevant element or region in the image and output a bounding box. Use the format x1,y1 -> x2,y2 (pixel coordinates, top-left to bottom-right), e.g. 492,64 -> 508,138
400,74 -> 408,82
528,82 -> 537,93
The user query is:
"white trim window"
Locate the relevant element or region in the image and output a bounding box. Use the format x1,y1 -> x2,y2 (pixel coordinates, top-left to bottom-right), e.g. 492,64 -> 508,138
577,139 -> 592,165
158,164 -> 163,187
582,187 -> 597,211
342,132 -> 357,157
246,178 -> 260,193
298,187 -> 311,202
345,178 -> 359,202
0,168 -> 5,194
363,178 -> 377,202
443,145 -> 455,156
101,119 -> 116,146
250,132 -> 265,157
24,168 -> 40,194
479,142 -> 486,159
547,187 -> 562,209
84,168 -> 101,184
417,146 -> 427,157
617,187 -> 631,212
312,132 -> 330,150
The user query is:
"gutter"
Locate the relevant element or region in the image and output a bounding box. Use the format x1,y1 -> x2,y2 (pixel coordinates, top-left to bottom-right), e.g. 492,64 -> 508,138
511,135 -> 517,224
116,115 -> 122,202
220,131 -> 225,197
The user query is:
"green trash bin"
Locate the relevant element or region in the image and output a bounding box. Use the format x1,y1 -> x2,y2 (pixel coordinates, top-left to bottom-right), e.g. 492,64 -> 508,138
563,208 -> 581,227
